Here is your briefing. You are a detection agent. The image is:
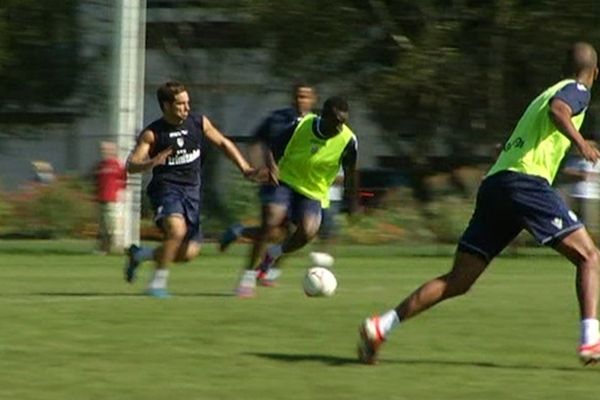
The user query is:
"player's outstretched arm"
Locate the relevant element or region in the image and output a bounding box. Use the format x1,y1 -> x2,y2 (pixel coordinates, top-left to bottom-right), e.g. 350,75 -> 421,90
550,98 -> 600,163
126,130 -> 172,174
202,116 -> 257,179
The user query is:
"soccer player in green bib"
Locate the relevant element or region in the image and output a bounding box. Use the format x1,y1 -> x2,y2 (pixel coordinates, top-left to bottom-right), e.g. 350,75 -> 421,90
358,42 -> 600,365
236,96 -> 358,297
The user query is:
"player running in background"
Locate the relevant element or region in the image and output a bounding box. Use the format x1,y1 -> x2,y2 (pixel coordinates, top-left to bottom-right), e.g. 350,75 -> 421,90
124,81 -> 262,297
358,42 -> 600,365
236,96 -> 359,297
219,83 -> 318,285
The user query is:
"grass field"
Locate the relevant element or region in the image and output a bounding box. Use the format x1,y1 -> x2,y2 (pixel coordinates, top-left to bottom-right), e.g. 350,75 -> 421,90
0,240 -> 599,399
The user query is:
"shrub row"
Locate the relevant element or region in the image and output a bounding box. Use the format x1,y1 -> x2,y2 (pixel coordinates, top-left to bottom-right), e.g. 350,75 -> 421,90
0,175 -> 486,244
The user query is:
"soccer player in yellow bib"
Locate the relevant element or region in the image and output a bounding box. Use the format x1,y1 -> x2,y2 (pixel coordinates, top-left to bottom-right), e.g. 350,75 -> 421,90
236,96 -> 358,297
358,42 -> 600,365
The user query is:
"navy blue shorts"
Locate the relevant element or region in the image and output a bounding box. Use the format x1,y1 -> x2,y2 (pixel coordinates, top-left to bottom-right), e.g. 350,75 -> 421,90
265,182 -> 322,225
147,184 -> 203,243
458,171 -> 583,261
259,184 -> 278,205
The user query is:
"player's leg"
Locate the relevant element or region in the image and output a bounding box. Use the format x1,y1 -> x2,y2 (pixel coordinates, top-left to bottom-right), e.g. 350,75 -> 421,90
357,251 -> 489,364
220,224 -> 288,251
220,185 -> 285,252
259,193 -> 322,270
252,203 -> 290,287
280,211 -> 321,254
145,214 -> 187,297
357,172 -> 519,364
514,175 -> 600,364
247,203 -> 288,269
553,227 -> 600,364
173,196 -> 203,263
236,201 -> 288,297
125,189 -> 178,283
174,240 -> 202,262
397,251 -> 488,320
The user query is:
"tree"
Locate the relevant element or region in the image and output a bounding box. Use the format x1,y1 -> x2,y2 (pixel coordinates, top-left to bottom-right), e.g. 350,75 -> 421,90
245,0 -> 600,201
247,0 -> 600,147
0,0 -> 111,115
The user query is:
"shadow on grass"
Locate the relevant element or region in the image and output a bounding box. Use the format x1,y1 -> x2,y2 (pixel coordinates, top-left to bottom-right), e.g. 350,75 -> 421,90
173,292 -> 235,298
24,291 -> 235,298
247,352 -> 359,366
28,292 -> 143,297
393,358 -> 595,373
0,249 -> 96,256
248,352 -> 595,372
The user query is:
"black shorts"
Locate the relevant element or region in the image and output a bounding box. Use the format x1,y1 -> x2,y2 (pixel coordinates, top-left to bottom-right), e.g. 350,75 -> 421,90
147,184 -> 203,243
458,171 -> 583,261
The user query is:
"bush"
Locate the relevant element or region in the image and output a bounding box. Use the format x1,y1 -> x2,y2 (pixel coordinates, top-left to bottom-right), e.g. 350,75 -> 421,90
4,177 -> 96,238
0,190 -> 14,235
338,188 -> 475,245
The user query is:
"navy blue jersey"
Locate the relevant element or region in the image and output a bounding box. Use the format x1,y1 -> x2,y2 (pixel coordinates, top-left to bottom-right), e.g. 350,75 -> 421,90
252,107 -> 302,162
145,115 -> 204,190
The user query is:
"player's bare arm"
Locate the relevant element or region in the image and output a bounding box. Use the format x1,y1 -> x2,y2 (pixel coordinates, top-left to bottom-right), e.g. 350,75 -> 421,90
264,148 -> 279,184
126,130 -> 173,174
202,116 -> 259,180
550,98 -> 600,163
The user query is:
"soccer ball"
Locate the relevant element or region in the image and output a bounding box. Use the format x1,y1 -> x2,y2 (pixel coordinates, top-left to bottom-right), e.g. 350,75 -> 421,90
303,266 -> 337,297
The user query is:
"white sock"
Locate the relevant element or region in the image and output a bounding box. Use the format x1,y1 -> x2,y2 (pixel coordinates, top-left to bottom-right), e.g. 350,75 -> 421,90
379,309 -> 401,337
149,269 -> 169,290
242,269 -> 258,285
135,247 -> 155,262
267,245 -> 283,260
581,318 -> 600,346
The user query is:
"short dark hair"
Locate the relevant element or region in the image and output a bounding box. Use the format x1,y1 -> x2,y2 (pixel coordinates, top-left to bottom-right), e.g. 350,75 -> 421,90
157,81 -> 187,111
292,82 -> 314,93
322,96 -> 349,115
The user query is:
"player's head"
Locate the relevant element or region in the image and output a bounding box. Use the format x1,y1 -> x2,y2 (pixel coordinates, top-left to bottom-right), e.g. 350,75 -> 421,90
320,96 -> 349,137
292,82 -> 317,116
157,81 -> 190,123
100,141 -> 117,159
562,42 -> 598,87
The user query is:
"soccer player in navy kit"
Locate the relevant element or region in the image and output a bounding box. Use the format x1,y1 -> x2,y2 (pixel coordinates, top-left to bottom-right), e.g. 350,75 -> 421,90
125,81 -> 260,297
358,42 -> 600,365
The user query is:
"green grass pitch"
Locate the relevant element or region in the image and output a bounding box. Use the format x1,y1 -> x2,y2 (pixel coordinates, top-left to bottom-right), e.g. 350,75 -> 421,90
0,241 -> 598,399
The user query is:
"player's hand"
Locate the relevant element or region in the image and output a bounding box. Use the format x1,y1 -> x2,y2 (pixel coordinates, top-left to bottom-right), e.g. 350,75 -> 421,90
243,167 -> 265,183
243,166 -> 278,184
152,147 -> 173,166
578,141 -> 600,164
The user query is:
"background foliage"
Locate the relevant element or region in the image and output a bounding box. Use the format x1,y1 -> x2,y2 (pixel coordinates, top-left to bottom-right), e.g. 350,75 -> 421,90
1,1 -> 599,240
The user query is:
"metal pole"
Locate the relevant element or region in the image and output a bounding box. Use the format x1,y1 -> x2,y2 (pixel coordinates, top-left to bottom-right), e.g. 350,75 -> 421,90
111,0 -> 146,250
